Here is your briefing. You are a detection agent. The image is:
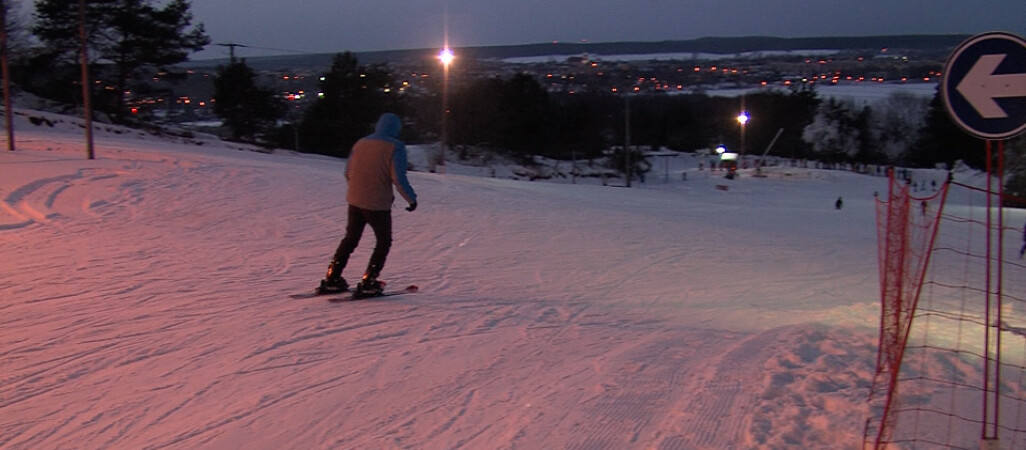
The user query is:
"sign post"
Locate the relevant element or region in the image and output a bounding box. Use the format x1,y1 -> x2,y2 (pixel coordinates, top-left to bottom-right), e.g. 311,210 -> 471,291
942,31 -> 1026,448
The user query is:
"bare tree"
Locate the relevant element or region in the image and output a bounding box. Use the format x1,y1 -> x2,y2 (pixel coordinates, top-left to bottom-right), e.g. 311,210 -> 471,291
872,92 -> 930,163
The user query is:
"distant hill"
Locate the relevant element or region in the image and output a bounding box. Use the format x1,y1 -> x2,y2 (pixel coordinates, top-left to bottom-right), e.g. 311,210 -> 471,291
186,34 -> 971,70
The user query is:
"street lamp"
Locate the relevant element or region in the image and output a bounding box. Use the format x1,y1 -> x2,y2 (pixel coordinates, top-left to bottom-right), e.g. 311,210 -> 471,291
438,47 -> 454,66
737,110 -> 749,168
737,111 -> 750,126
436,47 -> 454,173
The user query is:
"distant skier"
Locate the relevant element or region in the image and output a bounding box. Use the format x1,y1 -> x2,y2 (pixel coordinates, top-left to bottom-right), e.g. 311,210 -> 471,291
319,113 -> 418,296
1020,219 -> 1026,260
835,196 -> 843,210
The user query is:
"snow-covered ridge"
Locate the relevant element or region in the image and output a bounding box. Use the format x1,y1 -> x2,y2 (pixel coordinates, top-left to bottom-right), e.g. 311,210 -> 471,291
504,49 -> 842,64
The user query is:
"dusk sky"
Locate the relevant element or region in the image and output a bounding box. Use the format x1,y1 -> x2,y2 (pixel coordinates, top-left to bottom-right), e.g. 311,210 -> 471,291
188,0 -> 1026,60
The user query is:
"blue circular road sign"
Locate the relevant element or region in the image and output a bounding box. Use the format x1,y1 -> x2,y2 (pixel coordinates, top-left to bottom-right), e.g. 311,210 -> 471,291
942,32 -> 1026,140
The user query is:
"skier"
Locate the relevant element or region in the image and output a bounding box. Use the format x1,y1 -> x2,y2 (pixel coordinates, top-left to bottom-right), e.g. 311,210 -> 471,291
1020,219 -> 1026,260
319,113 -> 418,296
835,196 -> 843,210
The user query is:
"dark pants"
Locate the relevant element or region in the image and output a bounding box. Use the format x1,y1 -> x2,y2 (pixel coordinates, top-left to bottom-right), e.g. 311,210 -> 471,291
332,205 -> 392,278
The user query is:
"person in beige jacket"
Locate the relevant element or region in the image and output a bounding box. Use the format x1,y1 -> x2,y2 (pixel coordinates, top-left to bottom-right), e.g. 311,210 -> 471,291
320,113 -> 418,296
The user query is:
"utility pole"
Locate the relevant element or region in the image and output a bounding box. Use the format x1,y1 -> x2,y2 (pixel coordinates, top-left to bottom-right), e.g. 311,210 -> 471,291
217,42 -> 246,63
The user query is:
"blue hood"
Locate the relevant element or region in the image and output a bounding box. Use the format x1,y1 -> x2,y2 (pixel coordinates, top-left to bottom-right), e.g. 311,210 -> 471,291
374,113 -> 402,139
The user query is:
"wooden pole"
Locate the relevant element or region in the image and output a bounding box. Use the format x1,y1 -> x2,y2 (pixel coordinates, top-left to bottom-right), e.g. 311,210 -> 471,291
624,95 -> 631,187
78,0 -> 94,159
1,0 -> 14,151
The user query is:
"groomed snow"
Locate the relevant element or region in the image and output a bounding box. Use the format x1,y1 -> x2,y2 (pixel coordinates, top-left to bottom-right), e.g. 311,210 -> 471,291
1,108 -> 1021,448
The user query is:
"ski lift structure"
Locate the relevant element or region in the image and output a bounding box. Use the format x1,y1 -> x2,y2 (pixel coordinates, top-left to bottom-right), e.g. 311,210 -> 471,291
643,148 -> 680,183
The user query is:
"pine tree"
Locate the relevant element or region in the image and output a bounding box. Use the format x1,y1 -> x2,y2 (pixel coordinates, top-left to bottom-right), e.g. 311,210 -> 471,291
1003,134 -> 1026,206
496,73 -> 550,158
33,0 -> 209,122
298,52 -> 401,156
213,59 -> 284,143
2,0 -> 29,57
907,91 -> 984,169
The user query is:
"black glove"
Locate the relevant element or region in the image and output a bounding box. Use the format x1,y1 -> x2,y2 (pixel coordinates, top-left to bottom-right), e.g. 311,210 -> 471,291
406,202 -> 418,212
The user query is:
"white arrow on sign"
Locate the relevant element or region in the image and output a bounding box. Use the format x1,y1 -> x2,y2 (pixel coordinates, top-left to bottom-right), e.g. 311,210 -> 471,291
955,53 -> 1026,119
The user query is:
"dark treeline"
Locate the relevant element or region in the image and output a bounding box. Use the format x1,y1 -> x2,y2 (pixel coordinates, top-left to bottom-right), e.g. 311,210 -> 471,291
283,62 -> 823,165
255,53 -> 1022,193
410,74 -> 821,164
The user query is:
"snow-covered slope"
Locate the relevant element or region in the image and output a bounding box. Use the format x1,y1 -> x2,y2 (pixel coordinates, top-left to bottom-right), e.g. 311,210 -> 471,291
1,109 -> 1020,448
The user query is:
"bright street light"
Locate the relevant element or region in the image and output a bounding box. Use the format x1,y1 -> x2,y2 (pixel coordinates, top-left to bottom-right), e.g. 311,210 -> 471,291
435,47 -> 454,172
438,48 -> 454,66
737,111 -> 750,126
737,110 -> 750,169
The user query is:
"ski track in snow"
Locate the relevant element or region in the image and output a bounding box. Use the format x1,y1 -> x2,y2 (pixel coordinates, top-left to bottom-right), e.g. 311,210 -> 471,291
2,109 -> 1011,448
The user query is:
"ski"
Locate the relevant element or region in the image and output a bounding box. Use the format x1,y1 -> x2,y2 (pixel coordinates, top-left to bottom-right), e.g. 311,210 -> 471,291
290,284 -> 418,300
330,284 -> 419,302
289,290 -> 342,299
